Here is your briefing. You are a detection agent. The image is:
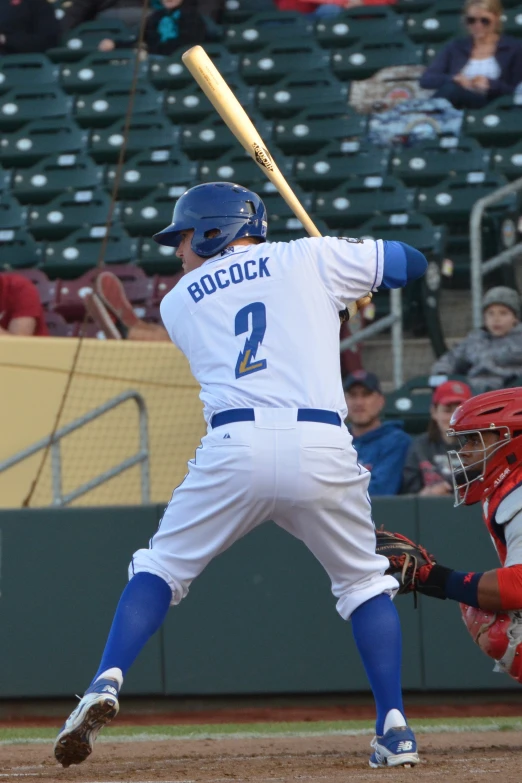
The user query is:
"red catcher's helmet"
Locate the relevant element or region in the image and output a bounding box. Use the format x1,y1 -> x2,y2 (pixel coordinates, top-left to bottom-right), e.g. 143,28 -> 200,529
447,388 -> 522,506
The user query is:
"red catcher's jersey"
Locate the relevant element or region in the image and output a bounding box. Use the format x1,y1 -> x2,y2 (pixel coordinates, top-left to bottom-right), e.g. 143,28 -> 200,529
482,465 -> 522,566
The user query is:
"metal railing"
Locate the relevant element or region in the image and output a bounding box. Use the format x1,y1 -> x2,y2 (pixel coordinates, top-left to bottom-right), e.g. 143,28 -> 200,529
470,175 -> 522,329
0,390 -> 150,507
339,288 -> 403,389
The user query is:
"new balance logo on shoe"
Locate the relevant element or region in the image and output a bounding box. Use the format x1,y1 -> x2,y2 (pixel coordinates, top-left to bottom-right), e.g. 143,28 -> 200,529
397,741 -> 413,752
102,685 -> 118,696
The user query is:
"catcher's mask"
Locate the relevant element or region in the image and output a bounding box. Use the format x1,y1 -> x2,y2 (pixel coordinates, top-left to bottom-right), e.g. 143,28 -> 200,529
446,388 -> 522,506
153,182 -> 267,258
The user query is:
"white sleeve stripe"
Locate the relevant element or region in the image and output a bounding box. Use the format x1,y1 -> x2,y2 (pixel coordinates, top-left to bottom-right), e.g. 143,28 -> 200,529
371,239 -> 383,292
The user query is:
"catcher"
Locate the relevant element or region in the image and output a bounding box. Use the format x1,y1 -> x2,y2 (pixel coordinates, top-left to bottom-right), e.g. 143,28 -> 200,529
378,388 -> 522,683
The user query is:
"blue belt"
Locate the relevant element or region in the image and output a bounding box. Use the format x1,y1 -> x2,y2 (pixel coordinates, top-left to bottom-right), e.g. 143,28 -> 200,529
211,408 -> 341,429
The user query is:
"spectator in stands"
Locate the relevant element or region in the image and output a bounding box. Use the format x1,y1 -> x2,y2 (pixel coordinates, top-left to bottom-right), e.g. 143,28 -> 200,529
419,0 -> 522,109
401,380 -> 472,496
344,370 -> 411,496
62,0 -> 148,31
98,0 -> 206,56
0,0 -> 60,54
274,0 -> 396,13
0,272 -> 48,336
84,271 -> 171,342
430,286 -> 522,393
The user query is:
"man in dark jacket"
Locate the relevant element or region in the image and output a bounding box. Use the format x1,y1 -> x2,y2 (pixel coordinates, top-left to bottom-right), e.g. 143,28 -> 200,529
0,0 -> 61,54
344,370 -> 411,496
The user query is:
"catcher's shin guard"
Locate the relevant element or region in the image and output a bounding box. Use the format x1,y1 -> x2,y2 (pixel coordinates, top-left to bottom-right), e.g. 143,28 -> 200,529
461,604 -> 522,682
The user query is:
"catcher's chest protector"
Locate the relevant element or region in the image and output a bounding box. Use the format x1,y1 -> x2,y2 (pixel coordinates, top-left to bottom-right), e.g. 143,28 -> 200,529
461,467 -> 522,683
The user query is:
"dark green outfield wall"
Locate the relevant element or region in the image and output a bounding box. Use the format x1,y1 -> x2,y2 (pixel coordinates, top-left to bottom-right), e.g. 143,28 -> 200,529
0,499 -> 515,698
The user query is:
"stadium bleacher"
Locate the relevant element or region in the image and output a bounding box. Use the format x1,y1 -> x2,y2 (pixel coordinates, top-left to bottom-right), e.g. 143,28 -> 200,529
0,0 -> 520,428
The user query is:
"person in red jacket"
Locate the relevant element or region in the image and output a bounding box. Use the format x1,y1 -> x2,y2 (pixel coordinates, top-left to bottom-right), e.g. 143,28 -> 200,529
0,272 -> 48,336
274,0 -> 396,13
411,389 -> 522,683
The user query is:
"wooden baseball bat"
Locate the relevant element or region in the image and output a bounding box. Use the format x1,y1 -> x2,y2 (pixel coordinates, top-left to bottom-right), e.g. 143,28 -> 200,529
181,45 -> 371,318
181,45 -> 322,237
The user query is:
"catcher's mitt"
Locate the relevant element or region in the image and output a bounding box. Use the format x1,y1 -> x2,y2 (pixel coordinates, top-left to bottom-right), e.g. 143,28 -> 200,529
376,529 -> 440,603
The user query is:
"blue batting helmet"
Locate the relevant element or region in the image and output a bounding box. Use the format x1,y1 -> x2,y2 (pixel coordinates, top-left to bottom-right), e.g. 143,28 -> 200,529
153,182 -> 268,258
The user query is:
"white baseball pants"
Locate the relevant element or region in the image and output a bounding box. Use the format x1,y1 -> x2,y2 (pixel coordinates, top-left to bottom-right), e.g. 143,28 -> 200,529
131,408 -> 398,620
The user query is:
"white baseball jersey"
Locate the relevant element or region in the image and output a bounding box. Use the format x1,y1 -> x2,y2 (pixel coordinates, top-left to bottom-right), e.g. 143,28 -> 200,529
160,237 -> 384,423
132,234 -> 397,620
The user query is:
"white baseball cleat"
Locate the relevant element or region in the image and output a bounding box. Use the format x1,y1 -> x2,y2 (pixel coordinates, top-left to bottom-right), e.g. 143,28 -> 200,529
369,725 -> 420,768
54,677 -> 120,768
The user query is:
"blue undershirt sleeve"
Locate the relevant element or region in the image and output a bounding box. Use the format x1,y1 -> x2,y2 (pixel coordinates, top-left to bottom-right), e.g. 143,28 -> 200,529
379,241 -> 428,290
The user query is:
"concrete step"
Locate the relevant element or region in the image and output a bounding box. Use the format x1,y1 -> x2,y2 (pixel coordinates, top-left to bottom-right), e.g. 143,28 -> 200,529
361,337 -> 437,384
439,288 -> 473,338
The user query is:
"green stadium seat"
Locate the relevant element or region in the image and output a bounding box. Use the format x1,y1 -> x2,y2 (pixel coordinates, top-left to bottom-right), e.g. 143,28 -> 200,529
294,140 -> 390,191
138,236 -> 182,275
383,376 -> 439,435
395,0 -> 434,12
360,213 -> 446,259
43,225 -> 138,278
266,217 -> 334,244
75,82 -> 163,129
257,72 -> 349,119
105,149 -> 198,200
0,118 -> 88,169
273,104 -> 366,155
164,78 -> 254,125
417,173 -> 517,225
492,139 -> 522,180
0,55 -> 59,94
27,188 -> 115,240
0,195 -> 27,230
225,12 -> 315,53
503,6 -> 522,38
12,153 -> 103,204
314,176 -> 416,230
384,375 -> 472,434
222,0 -> 275,24
122,188 -> 177,237
331,38 -> 424,82
390,137 -> 492,187
0,85 -> 73,132
47,21 -> 136,63
148,44 -> 239,91
423,40 -> 447,65
198,149 -> 290,186
314,6 -> 404,49
60,50 -> 145,95
0,229 -> 43,270
261,183 -> 312,223
240,42 -> 330,86
0,165 -> 11,195
405,1 -> 461,43
181,113 -> 272,160
89,114 -> 177,164
463,94 -> 522,147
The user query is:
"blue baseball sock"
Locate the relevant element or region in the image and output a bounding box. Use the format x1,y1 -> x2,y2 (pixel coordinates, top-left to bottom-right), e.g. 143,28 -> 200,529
92,572 -> 172,684
351,593 -> 405,736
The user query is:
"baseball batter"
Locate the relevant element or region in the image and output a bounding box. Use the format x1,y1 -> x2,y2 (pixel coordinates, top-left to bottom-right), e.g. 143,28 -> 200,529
54,182 -> 427,769
382,389 -> 522,682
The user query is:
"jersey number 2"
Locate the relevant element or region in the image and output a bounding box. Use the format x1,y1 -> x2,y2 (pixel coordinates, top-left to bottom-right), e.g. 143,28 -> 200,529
235,302 -> 267,379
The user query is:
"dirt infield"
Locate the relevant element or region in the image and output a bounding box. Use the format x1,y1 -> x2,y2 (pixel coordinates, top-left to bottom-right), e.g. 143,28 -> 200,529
2,731 -> 522,783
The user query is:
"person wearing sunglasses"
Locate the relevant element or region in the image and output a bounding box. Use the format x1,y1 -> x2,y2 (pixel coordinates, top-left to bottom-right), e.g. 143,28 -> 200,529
419,0 -> 522,109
